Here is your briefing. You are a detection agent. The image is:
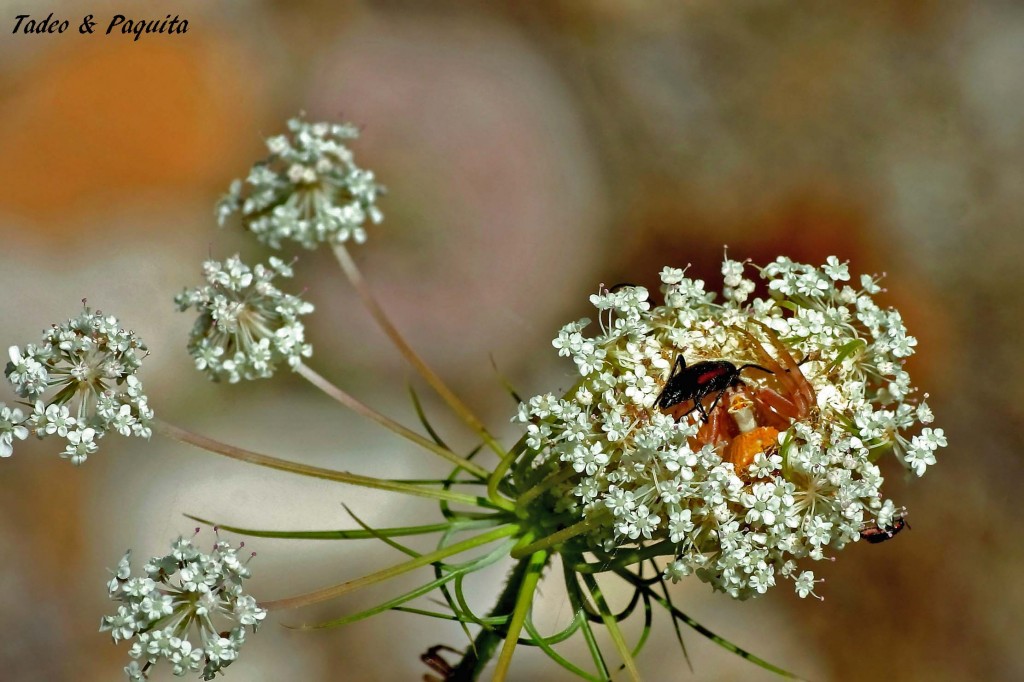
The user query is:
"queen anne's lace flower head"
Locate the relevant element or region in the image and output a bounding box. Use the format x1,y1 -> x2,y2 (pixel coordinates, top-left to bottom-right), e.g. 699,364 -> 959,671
3,307 -> 152,464
100,534 -> 266,681
515,256 -> 943,600
217,116 -> 384,249
175,255 -> 314,383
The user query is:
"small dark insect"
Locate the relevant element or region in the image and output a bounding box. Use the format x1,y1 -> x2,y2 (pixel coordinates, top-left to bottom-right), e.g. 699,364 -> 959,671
656,355 -> 774,422
607,282 -> 640,293
860,514 -> 909,544
420,644 -> 459,681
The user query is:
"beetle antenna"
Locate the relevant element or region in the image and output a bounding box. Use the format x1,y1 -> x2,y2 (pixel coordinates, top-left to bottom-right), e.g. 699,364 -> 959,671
736,363 -> 774,376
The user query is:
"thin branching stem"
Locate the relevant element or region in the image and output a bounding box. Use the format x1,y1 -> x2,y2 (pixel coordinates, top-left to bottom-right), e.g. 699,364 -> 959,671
582,574 -> 641,682
510,510 -> 611,559
296,362 -> 494,483
154,418 -> 494,508
183,515 -> 500,540
332,244 -> 507,461
492,549 -> 548,682
446,555 -> 529,681
263,523 -> 520,612
515,466 -> 577,511
487,447 -> 520,507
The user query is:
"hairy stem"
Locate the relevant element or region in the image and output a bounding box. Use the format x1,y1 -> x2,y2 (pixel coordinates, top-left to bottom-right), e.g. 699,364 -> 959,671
446,549 -> 547,681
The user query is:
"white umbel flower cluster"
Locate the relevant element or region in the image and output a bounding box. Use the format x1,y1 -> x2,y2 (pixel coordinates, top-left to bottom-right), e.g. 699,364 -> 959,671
3,307 -> 153,464
175,255 -> 314,383
100,535 -> 266,681
216,116 -> 384,249
516,256 -> 944,600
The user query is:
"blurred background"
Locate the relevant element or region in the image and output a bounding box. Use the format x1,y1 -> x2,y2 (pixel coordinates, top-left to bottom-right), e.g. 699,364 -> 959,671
0,1 -> 1019,680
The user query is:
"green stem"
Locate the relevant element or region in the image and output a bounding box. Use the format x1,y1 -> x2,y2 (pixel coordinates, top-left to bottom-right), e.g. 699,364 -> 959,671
487,447 -> 521,507
510,510 -> 610,559
154,419 -> 492,508
446,550 -> 547,681
515,466 -> 577,511
582,574 -> 641,682
492,549 -> 548,681
264,524 -> 519,611
332,244 -> 508,461
296,362 -> 494,483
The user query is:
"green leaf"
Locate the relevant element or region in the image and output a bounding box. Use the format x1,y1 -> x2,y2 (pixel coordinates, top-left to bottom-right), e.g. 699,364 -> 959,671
408,384 -> 450,450
184,514 -> 499,541
523,614 -> 600,681
616,569 -> 805,680
262,524 -> 519,611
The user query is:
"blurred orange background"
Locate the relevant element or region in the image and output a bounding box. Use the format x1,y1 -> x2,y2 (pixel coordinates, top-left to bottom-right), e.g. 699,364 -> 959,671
0,2 -> 1019,680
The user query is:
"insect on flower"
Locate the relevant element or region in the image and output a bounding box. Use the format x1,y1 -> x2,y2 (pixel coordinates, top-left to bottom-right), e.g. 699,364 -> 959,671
860,511 -> 910,544
656,354 -> 774,422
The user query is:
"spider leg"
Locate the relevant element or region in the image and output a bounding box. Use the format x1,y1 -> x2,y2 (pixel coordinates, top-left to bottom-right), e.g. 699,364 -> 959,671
749,321 -> 816,413
734,327 -> 794,391
737,324 -> 816,419
697,398 -> 732,447
748,385 -> 801,430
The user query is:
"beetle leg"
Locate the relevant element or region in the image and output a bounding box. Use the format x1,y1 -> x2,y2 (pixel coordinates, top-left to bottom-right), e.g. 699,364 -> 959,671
656,354 -> 688,407
694,397 -> 710,423
705,386 -> 728,416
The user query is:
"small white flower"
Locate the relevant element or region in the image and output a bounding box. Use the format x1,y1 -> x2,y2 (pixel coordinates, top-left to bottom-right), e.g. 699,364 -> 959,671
823,256 -> 851,282
62,426 -> 98,466
217,116 -> 384,249
0,403 -> 28,458
515,255 -> 940,600
101,535 -> 265,681
794,570 -> 822,599
3,307 -> 151,463
176,255 -> 314,382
